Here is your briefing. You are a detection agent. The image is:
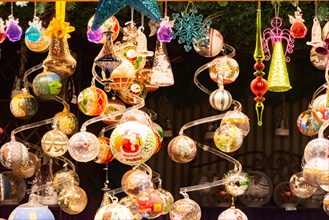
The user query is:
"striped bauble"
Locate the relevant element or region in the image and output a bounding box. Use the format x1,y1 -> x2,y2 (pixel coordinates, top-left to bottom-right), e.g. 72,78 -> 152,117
209,89 -> 232,111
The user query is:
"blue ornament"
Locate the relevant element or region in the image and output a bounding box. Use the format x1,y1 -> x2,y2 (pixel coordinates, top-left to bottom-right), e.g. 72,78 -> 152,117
26,24 -> 42,42
92,0 -> 162,31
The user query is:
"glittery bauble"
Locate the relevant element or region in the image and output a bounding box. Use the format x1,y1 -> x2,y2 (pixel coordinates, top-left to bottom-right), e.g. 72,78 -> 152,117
214,124 -> 243,153
217,206 -> 248,220
94,136 -> 113,164
53,110 -> 79,136
110,121 -> 157,166
311,94 -> 329,124
10,89 -> 38,119
1,171 -> 27,204
169,198 -> 201,220
87,15 -> 120,43
41,129 -> 68,157
304,138 -> 329,163
78,86 -> 108,116
158,188 -> 174,214
109,57 -> 136,91
0,141 -> 29,170
273,181 -> 301,208
310,47 -> 327,70
53,168 -> 80,192
136,188 -> 163,219
68,131 -> 100,162
116,43 -> 146,72
224,171 -> 249,197
221,110 -> 250,136
8,200 -> 55,220
194,28 -> 224,58
323,193 -> 329,216
25,28 -> 51,53
58,185 -> 87,215
121,168 -> 152,196
13,152 -> 39,179
119,196 -> 143,220
101,98 -> 126,125
32,71 -> 62,100
289,172 -> 317,198
167,135 -> 197,163
209,89 -> 232,111
119,109 -> 152,127
102,203 -> 134,220
296,109 -> 321,136
117,80 -> 147,105
136,68 -> 159,92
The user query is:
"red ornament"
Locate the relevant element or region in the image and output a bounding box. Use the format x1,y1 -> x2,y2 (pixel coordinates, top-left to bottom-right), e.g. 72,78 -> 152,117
254,62 -> 265,71
290,22 -> 307,39
250,76 -> 268,97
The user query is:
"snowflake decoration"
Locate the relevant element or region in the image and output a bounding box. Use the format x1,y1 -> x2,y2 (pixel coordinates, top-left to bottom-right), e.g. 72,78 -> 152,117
172,7 -> 212,52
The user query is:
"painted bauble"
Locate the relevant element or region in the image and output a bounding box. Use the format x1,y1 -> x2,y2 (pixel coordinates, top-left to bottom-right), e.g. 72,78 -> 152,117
53,168 -> 80,193
1,171 -> 27,204
68,131 -> 100,162
324,193 -> 329,216
193,28 -> 224,58
119,109 -> 152,127
168,135 -> 197,163
217,206 -> 248,220
169,198 -> 201,220
304,138 -> 329,163
121,168 -> 152,196
41,129 -> 68,157
0,141 -> 29,169
221,110 -> 250,136
110,121 -> 157,166
158,188 -> 174,214
209,89 -> 232,111
101,98 -> 126,125
116,43 -> 146,72
119,196 -> 143,220
10,89 -> 38,119
152,122 -> 164,143
32,71 -> 62,100
296,109 -> 321,137
117,80 -> 147,105
311,94 -> 329,124
310,47 -> 327,70
53,110 -> 79,136
209,56 -> 239,84
214,124 -> 243,153
136,68 -> 159,92
87,15 -> 120,44
303,160 -> 326,187
58,185 -> 87,215
13,152 -> 39,179
136,188 -> 163,219
0,173 -> 11,202
109,57 -> 136,91
102,203 -> 134,220
289,172 -> 317,198
25,28 -> 51,53
94,136 -> 113,164
224,170 -> 250,197
78,86 -> 108,116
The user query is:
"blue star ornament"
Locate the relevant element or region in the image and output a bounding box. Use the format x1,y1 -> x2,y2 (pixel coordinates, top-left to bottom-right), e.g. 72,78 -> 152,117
92,0 -> 162,31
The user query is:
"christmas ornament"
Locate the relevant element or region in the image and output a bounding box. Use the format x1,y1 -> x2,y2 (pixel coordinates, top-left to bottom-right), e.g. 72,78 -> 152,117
306,17 -> 322,47
289,172 -> 317,198
0,171 -> 27,204
102,200 -> 134,219
214,124 -> 243,153
319,171 -> 329,192
168,135 -> 197,163
44,17 -> 74,39
324,193 -> 329,216
101,97 -> 126,125
310,47 -> 327,70
25,27 -> 51,53
41,158 -> 58,206
220,110 -> 250,137
13,152 -> 39,179
0,141 -> 29,170
32,71 -> 62,100
58,185 -> 88,215
311,94 -> 329,124
116,43 -> 146,73
128,26 -> 154,58
136,68 -> 159,92
158,188 -> 174,214
273,181 -> 300,208
95,136 -> 113,164
218,206 -> 248,220
92,0 -> 161,31
10,88 -> 38,119
53,168 -> 80,192
41,128 -> 69,157
209,56 -> 239,84
117,79 -> 147,105
0,18 -> 6,43
194,28 -> 224,58
106,57 -> 135,91
224,170 -> 249,197
77,85 -> 108,116
25,16 -> 42,42
288,7 -> 307,38
87,15 -> 120,44
169,197 -> 201,220
53,108 -> 79,136
136,188 -> 163,219
297,109 -> 321,136
157,16 -> 174,43
209,88 -> 232,111
303,160 -> 325,187
121,168 -> 152,196
119,196 -> 143,220
119,109 -> 152,127
303,138 -> 329,163
5,15 -> 22,42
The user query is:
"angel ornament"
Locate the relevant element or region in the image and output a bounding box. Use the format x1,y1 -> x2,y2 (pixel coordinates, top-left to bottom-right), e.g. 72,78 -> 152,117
288,7 -> 307,39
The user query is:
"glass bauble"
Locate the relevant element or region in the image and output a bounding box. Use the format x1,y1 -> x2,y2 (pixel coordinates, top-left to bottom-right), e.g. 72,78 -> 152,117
310,47 -> 327,70
32,71 -> 62,100
102,202 -> 134,219
119,109 -> 152,127
304,138 -> 329,163
217,206 -> 248,220
53,168 -> 79,193
209,89 -> 232,111
41,129 -> 68,157
221,110 -> 250,136
25,27 -> 51,53
311,94 -> 329,124
119,196 -> 143,220
319,170 -> 329,192
224,170 -> 249,197
121,168 -> 152,197
209,56 -> 239,84
109,57 -> 136,91
214,124 -> 243,153
136,68 -> 159,92
290,172 -> 317,198
0,141 -> 29,169
194,28 -> 224,58
68,131 -> 100,162
53,110 -> 79,136
152,122 -> 164,143
6,18 -> 22,42
0,173 -> 11,202
168,135 -> 197,163
136,188 -> 163,219
10,89 -> 38,119
273,181 -> 300,208
0,171 -> 27,204
296,109 -> 321,136
58,185 -> 87,215
324,193 -> 329,216
13,152 -> 40,179
117,80 -> 147,105
101,97 -> 126,125
300,188 -> 327,208
169,198 -> 201,220
303,159 -> 327,187
158,188 -> 174,214
110,121 -> 156,166
87,15 -> 120,44
95,136 -> 113,164
152,130 -> 162,156
25,21 -> 41,42
78,86 -> 108,116
116,43 -> 146,72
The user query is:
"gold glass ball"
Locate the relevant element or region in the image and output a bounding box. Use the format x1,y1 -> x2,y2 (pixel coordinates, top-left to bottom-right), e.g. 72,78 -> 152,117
169,198 -> 201,220
25,28 -> 51,53
10,89 -> 38,119
221,110 -> 250,136
53,110 -> 79,136
41,129 -> 68,157
78,86 -> 108,116
109,57 -> 136,91
58,185 -> 87,215
13,152 -> 40,179
214,124 -> 243,153
53,168 -> 80,192
32,71 -> 62,100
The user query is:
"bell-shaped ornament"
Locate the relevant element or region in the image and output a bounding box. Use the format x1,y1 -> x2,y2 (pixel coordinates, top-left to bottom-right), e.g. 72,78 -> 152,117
267,42 -> 291,92
307,17 -> 323,47
150,40 -> 174,87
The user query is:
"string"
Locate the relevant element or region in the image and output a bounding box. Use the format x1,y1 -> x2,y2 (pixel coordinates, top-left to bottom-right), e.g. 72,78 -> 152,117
314,0 -> 318,18
274,2 -> 280,17
11,2 -> 13,15
184,1 -> 193,13
130,7 -> 134,24
164,1 -> 168,17
141,14 -> 144,29
34,1 -> 36,17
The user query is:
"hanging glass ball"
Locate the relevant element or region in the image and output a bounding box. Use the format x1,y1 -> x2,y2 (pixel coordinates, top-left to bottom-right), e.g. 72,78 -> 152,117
158,188 -> 174,214
58,185 -> 87,215
193,28 -> 224,58
169,198 -> 201,220
209,89 -> 232,111
168,135 -> 197,163
25,23 -> 41,42
1,171 -> 27,204
136,188 -> 163,219
25,28 -> 51,53
116,43 -> 146,72
41,129 -> 68,157
224,170 -> 250,197
10,89 -> 38,119
13,152 -> 40,179
109,57 -> 136,91
6,19 -> 22,42
32,71 -> 62,100
319,170 -> 329,192
0,173 -> 11,202
117,80 -> 148,105
324,193 -> 329,216
289,172 -> 317,198
0,141 -> 29,169
53,168 -> 80,193
303,159 -> 327,187
53,110 -> 79,136
209,56 -> 240,84
68,131 -> 100,162
94,136 -> 113,164
78,86 -> 108,116
221,110 -> 250,136
303,138 -> 329,163
120,109 -> 152,127
273,181 -> 301,208
217,206 -> 248,220
311,94 -> 329,124
121,168 -> 152,196
296,109 -> 321,136
87,15 -> 120,43
102,202 -> 134,219
310,47 -> 327,70
101,98 -> 126,125
119,196 -> 143,220
110,121 -> 157,166
214,124 -> 243,153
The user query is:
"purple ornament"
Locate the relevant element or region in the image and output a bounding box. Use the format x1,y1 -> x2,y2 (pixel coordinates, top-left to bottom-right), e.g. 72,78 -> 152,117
157,24 -> 172,43
87,28 -> 103,44
5,15 -> 22,42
